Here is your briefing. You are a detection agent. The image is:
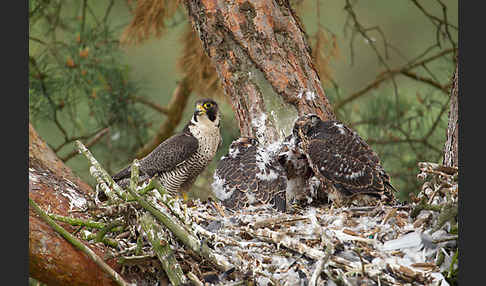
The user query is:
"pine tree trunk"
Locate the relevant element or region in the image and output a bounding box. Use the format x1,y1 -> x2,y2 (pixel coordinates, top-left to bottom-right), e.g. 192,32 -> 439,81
183,0 -> 335,145
443,62 -> 459,168
29,123 -> 147,286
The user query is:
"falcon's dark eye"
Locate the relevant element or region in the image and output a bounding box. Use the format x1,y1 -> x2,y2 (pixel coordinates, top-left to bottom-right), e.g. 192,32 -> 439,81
204,102 -> 212,109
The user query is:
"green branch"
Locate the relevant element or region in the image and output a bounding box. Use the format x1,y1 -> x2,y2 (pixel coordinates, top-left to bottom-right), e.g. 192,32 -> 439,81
82,232 -> 118,248
140,213 -> 188,286
75,140 -> 133,202
125,173 -> 232,272
48,213 -> 107,229
29,198 -> 130,286
95,220 -> 124,244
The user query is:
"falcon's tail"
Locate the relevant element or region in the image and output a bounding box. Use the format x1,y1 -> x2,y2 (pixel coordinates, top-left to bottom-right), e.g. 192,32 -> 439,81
383,181 -> 399,204
385,181 -> 398,193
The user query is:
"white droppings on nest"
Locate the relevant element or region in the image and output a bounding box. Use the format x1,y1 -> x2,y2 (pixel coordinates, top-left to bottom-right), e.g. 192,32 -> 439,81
255,276 -> 272,286
194,195 -> 452,284
382,231 -> 426,251
305,91 -> 316,101
61,187 -> 87,211
274,268 -> 301,286
80,229 -> 93,240
87,161 -> 456,285
429,272 -> 451,286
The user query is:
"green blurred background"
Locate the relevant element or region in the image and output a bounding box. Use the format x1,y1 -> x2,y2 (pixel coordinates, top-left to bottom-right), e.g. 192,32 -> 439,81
29,0 -> 458,202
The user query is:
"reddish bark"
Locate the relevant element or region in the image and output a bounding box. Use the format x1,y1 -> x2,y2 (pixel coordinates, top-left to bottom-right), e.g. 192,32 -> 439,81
29,123 -> 126,286
184,0 -> 335,142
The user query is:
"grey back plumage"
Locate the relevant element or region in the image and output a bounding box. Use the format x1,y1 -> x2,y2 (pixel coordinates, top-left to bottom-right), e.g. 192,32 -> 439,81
140,133 -> 199,177
112,132 -> 198,181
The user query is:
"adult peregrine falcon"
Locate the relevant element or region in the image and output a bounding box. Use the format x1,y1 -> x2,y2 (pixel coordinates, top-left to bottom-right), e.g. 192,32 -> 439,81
212,137 -> 287,212
112,98 -> 222,198
292,114 -> 396,206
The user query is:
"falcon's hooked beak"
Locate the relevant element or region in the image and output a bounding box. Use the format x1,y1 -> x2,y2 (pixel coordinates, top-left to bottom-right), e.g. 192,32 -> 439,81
195,103 -> 206,115
194,99 -> 219,122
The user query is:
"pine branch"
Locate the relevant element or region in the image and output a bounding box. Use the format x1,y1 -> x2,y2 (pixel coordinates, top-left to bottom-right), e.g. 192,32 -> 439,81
29,198 -> 131,286
334,48 -> 454,112
61,128 -> 109,162
124,173 -> 233,272
140,213 -> 189,286
48,213 -> 107,229
75,140 -> 132,202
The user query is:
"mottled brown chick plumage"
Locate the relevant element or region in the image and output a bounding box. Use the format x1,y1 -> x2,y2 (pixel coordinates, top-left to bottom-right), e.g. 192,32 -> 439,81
292,114 -> 397,206
212,137 -> 287,212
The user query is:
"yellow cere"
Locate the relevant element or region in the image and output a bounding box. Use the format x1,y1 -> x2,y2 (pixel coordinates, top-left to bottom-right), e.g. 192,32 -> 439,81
197,104 -> 206,112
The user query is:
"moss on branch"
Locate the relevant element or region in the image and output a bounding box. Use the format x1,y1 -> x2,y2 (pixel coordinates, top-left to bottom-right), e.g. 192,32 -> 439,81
140,213 -> 188,286
29,198 -> 130,286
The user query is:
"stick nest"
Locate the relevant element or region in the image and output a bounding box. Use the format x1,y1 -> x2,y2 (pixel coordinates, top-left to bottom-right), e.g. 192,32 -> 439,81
74,140 -> 458,286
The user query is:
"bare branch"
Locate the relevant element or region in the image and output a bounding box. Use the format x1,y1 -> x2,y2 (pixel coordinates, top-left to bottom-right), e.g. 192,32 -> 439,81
62,128 -> 110,162
130,95 -> 169,115
400,70 -> 449,92
334,48 -> 454,111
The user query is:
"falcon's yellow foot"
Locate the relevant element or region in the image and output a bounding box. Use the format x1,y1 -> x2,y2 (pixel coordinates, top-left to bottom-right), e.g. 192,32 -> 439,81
174,192 -> 189,202
173,192 -> 190,224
